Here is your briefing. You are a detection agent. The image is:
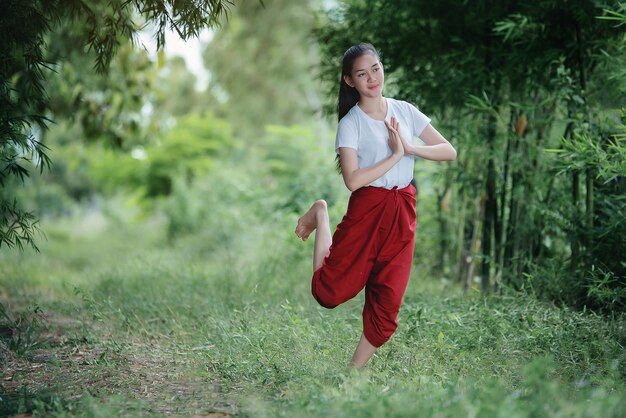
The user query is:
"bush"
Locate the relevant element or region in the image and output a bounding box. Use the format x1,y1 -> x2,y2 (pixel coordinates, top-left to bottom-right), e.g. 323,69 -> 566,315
145,112 -> 235,197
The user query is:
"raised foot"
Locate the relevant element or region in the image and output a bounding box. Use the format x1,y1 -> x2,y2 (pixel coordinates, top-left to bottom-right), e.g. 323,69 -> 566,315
295,200 -> 327,241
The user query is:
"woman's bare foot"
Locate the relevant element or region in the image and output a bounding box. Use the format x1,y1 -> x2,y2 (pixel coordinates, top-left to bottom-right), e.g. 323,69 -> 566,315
295,200 -> 327,241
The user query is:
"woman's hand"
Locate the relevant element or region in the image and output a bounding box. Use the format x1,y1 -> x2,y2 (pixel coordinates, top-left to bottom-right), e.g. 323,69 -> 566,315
385,117 -> 411,156
385,117 -> 404,156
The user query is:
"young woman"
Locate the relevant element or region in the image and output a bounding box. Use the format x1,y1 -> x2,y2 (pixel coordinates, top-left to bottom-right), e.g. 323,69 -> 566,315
295,43 -> 456,368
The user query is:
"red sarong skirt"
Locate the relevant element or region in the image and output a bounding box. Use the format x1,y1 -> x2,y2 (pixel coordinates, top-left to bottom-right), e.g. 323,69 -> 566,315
312,183 -> 416,347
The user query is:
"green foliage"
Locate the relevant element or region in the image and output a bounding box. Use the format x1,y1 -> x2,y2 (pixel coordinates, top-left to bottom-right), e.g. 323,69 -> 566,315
1,0 -> 249,251
20,112 -> 235,205
203,0 -> 322,137
598,2 -> 626,38
0,198 -> 43,252
15,183 -> 74,219
585,266 -> 626,314
86,146 -> 148,197
260,124 -> 344,213
318,0 -> 626,314
145,112 -> 235,197
0,0 -> 53,251
161,122 -> 343,243
0,302 -> 44,359
45,39 -> 158,149
153,55 -> 215,117
162,165 -> 254,242
0,210 -> 623,415
2,2 -> 625,413
547,122 -> 626,184
540,112 -> 626,312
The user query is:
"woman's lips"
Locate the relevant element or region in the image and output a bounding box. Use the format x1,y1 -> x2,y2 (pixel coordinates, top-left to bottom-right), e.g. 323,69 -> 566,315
368,84 -> 380,90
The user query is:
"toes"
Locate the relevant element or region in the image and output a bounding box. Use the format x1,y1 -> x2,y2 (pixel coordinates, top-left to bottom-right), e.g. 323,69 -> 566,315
295,226 -> 307,240
295,224 -> 310,241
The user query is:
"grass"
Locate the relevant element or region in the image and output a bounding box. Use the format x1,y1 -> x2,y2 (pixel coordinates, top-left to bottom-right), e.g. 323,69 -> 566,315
0,199 -> 624,417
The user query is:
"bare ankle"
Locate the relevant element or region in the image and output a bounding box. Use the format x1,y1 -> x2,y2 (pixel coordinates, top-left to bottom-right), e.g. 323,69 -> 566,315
315,207 -> 328,222
314,199 -> 327,211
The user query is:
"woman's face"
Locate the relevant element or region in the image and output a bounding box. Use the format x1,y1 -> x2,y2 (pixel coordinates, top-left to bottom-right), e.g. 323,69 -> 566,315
344,53 -> 384,99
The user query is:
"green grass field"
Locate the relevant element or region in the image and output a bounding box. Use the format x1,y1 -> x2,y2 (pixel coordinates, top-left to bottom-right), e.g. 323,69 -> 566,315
1,201 -> 624,417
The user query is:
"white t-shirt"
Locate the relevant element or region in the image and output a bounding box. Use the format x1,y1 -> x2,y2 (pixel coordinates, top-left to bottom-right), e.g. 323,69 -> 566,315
335,97 -> 431,189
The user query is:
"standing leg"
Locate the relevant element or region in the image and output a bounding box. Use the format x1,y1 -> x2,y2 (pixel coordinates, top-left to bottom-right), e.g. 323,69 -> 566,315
350,242 -> 414,369
295,200 -> 332,270
359,188 -> 416,365
350,185 -> 417,368
350,333 -> 378,368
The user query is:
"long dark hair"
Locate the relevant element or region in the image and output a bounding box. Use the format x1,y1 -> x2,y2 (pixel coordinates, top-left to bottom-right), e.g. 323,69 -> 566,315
337,43 -> 381,122
336,43 -> 381,172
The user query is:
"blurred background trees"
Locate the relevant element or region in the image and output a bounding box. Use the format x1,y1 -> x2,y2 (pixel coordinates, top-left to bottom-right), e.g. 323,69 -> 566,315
1,0 -> 244,250
201,0 -> 323,137
2,0 -> 624,314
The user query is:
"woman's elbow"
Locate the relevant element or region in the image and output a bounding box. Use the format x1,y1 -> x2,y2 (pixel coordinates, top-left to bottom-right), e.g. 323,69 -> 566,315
440,143 -> 456,161
343,176 -> 360,192
344,180 -> 359,192
448,146 -> 457,161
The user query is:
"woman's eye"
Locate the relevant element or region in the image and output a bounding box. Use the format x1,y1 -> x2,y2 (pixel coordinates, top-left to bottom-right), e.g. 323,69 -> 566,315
373,68 -> 379,72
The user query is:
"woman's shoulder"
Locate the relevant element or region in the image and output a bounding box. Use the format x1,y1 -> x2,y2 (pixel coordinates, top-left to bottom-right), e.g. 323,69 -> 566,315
387,97 -> 417,111
389,98 -> 428,121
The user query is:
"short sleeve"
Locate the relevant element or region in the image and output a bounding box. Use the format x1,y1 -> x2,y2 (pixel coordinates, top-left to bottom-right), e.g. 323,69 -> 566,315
335,116 -> 358,154
407,102 -> 431,137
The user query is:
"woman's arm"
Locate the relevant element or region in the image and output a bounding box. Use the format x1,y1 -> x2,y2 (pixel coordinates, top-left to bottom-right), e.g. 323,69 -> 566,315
339,128 -> 404,192
386,118 -> 457,161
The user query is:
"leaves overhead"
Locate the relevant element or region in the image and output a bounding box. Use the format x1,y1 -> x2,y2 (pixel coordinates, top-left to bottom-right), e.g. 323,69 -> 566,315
0,0 -> 253,251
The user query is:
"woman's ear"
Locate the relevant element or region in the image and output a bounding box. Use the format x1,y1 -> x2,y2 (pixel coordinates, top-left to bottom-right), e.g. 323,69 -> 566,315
343,74 -> 354,88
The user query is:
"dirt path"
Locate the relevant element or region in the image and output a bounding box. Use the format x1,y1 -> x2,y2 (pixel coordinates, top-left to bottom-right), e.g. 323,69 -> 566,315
1,307 -> 237,417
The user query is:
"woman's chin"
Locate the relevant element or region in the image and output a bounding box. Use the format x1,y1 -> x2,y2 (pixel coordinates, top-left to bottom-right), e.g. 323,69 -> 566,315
364,88 -> 383,97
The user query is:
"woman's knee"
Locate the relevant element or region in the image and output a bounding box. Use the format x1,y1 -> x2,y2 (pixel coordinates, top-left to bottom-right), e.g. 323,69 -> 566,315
312,290 -> 341,309
311,270 -> 359,309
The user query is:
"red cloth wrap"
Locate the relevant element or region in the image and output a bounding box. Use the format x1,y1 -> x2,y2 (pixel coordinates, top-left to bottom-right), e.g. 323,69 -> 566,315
312,183 -> 416,347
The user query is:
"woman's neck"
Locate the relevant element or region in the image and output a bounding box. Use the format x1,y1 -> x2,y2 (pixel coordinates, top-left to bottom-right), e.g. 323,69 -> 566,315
358,95 -> 387,119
